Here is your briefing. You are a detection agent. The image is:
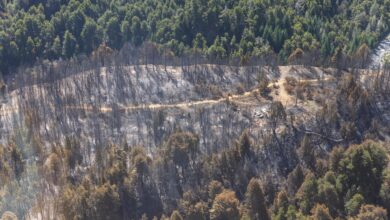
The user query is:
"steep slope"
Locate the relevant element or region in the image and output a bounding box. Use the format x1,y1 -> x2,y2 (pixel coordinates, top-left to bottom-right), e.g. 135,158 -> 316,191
370,34 -> 390,69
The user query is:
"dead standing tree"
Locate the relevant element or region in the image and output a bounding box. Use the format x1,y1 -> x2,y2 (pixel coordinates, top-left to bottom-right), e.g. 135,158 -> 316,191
269,101 -> 287,143
92,43 -> 114,67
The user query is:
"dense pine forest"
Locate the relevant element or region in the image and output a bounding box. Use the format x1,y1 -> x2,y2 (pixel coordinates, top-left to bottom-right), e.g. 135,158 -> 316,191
1,0 -> 390,220
1,0 -> 390,73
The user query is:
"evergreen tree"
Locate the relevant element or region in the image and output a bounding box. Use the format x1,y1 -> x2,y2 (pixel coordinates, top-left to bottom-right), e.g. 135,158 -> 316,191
50,36 -> 62,59
121,20 -> 132,43
130,16 -> 143,46
345,194 -> 365,216
244,178 -> 270,220
297,172 -> 318,214
356,205 -> 388,220
81,19 -> 100,54
106,17 -> 122,49
62,31 -> 77,58
380,169 -> 390,211
193,33 -> 207,51
287,164 -> 304,195
311,204 -> 333,220
210,190 -> 240,220
338,140 -> 388,203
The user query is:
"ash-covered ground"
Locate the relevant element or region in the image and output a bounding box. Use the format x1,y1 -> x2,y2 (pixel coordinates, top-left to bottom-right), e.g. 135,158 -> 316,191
0,65 -> 280,157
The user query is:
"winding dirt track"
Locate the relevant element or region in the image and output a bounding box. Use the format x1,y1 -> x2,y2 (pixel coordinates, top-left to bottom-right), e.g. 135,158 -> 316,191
60,70 -> 336,112
65,90 -> 255,113
0,66 -> 338,115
